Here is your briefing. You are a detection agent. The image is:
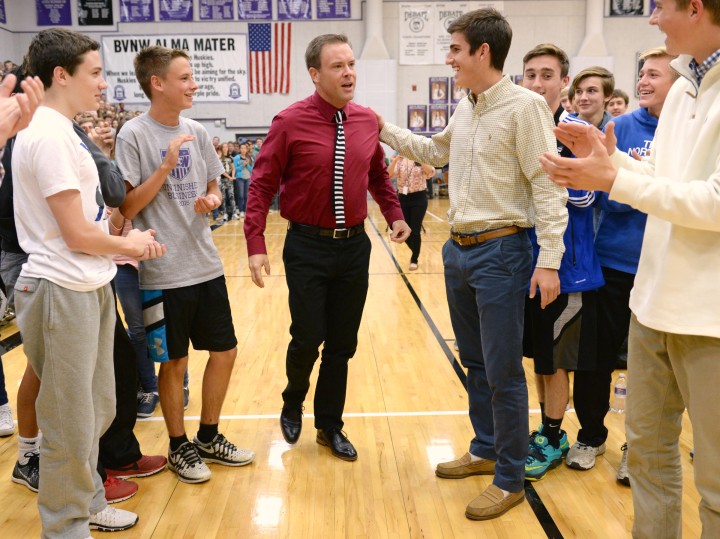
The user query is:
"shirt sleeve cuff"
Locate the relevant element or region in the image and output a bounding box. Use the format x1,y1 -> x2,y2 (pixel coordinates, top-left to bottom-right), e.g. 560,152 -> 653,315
384,209 -> 405,227
536,250 -> 563,270
246,237 -> 268,257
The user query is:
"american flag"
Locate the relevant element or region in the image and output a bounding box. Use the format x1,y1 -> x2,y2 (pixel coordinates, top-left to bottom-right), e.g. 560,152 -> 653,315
249,22 -> 292,94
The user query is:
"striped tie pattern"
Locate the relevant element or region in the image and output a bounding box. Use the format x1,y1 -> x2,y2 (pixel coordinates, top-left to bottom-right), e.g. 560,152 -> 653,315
333,110 -> 346,228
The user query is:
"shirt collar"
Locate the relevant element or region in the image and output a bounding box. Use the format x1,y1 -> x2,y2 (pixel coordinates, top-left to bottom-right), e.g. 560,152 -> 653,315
311,91 -> 349,121
467,75 -> 512,108
689,48 -> 720,86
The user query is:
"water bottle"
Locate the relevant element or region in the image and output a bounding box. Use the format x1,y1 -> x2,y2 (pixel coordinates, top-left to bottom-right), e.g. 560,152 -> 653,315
612,373 -> 627,413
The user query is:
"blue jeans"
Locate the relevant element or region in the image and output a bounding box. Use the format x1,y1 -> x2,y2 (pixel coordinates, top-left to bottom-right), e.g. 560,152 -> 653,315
114,264 -> 157,393
235,178 -> 249,212
442,233 -> 532,492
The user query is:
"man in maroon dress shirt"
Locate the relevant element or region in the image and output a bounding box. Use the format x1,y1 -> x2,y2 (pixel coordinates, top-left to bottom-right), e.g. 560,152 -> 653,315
244,34 -> 410,461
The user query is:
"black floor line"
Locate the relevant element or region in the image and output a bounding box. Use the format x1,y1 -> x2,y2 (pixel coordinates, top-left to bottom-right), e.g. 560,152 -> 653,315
367,218 -> 466,389
367,216 -> 564,539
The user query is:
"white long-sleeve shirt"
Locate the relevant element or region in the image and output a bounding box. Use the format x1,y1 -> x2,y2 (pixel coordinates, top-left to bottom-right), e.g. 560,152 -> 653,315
609,55 -> 720,338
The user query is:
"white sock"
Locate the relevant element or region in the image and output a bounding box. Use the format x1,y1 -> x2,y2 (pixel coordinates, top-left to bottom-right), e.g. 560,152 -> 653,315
18,435 -> 40,464
469,453 -> 484,462
500,488 -> 510,498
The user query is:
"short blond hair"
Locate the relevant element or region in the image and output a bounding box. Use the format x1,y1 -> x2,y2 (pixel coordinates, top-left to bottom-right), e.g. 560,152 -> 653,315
639,46 -> 680,80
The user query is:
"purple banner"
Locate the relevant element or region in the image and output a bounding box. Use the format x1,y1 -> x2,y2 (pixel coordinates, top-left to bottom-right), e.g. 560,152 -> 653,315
0,0 -> 6,24
238,0 -> 272,20
316,0 -> 349,19
78,0 -> 113,25
160,0 -> 192,21
36,0 -> 72,26
278,0 -> 310,20
120,0 -> 155,22
200,0 -> 233,20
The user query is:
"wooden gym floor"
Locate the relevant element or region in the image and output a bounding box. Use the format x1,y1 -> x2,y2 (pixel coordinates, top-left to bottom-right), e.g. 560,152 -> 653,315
0,197 -> 699,538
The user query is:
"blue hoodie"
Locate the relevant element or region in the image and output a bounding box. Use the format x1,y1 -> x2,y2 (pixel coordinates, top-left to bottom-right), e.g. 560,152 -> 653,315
528,188 -> 605,293
595,107 -> 657,274
527,111 -> 605,293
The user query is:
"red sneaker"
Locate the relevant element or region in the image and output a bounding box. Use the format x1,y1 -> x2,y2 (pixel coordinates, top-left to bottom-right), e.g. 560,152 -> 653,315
105,454 -> 167,479
103,476 -> 138,504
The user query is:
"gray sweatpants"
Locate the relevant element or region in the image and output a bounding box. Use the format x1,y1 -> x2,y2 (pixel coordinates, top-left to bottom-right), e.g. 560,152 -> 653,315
15,276 -> 116,539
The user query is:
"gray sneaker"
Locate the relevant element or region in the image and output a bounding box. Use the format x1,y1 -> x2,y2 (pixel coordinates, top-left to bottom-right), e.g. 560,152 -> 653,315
566,441 -> 606,470
12,453 -> 40,492
617,443 -> 630,486
168,441 -> 211,483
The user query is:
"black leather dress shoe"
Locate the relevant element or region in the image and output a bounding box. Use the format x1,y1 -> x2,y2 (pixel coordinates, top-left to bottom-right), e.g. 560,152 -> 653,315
280,408 -> 302,444
316,428 -> 358,461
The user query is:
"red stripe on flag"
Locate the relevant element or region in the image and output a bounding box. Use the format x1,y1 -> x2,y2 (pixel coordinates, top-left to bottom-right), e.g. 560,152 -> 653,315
282,23 -> 292,93
273,25 -> 278,93
278,23 -> 286,94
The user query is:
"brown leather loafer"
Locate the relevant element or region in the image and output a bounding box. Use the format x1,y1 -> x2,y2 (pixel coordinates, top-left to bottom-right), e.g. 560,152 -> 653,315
465,484 -> 525,520
435,452 -> 496,478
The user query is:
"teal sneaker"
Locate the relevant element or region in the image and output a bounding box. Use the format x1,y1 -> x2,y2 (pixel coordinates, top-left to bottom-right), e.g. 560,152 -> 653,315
530,424 -> 570,456
557,430 -> 570,456
525,434 -> 564,481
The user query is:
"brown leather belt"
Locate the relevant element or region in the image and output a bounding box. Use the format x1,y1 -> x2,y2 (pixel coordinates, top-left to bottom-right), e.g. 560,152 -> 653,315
288,221 -> 365,239
450,225 -> 524,247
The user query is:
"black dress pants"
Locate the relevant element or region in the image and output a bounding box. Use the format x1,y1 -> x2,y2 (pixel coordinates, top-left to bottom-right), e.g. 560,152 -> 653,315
574,266 -> 635,446
99,296 -> 142,472
398,191 -> 428,264
281,228 -> 371,430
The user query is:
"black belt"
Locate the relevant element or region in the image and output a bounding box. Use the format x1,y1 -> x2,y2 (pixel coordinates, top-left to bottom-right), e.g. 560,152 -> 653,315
287,222 -> 365,239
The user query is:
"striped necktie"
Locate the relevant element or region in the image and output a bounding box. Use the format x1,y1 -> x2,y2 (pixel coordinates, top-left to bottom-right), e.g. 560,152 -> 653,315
333,110 -> 346,228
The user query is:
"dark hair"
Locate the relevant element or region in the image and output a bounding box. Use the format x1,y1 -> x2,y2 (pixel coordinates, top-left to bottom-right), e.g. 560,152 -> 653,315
25,29 -> 99,89
610,88 -> 630,105
305,34 -> 350,70
134,46 -> 190,99
523,43 -> 570,78
446,8 -> 511,71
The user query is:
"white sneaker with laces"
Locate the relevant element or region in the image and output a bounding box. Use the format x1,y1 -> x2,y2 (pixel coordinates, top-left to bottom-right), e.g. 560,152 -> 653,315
89,506 -> 138,532
566,441 -> 606,470
193,433 -> 255,466
0,403 -> 15,436
168,441 -> 211,483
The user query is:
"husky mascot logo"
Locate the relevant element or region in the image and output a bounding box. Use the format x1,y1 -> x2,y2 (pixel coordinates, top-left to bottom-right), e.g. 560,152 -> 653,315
113,85 -> 126,102
161,148 -> 191,180
228,83 -> 241,100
